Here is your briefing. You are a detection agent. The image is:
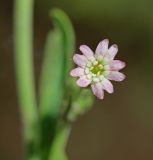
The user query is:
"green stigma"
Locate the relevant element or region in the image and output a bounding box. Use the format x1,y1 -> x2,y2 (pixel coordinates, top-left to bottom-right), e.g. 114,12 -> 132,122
90,62 -> 104,76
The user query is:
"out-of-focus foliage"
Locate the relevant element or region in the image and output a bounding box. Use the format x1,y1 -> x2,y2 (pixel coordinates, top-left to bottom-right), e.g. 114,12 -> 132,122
39,8 -> 76,160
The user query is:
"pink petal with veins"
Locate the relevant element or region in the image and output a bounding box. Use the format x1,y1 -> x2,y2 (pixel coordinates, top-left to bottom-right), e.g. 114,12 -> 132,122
91,82 -> 104,99
73,54 -> 87,67
110,60 -> 126,71
107,71 -> 125,82
70,67 -> 85,77
77,76 -> 91,87
79,45 -> 94,60
104,44 -> 118,60
95,39 -> 109,57
101,78 -> 114,93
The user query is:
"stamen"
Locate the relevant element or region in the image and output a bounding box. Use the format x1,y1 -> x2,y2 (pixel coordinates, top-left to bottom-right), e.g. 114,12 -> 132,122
97,71 -> 101,76
90,61 -> 104,76
93,77 -> 100,82
99,64 -> 103,69
92,73 -> 96,77
87,74 -> 92,79
93,60 -> 98,65
90,66 -> 94,70
85,68 -> 90,74
99,75 -> 104,81
87,61 -> 92,67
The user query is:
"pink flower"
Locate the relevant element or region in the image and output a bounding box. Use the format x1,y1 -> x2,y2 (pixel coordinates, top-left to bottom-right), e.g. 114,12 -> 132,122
70,39 -> 126,99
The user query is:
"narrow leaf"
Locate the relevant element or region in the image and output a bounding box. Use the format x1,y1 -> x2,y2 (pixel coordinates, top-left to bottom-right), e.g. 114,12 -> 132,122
39,28 -> 64,159
39,9 -> 75,159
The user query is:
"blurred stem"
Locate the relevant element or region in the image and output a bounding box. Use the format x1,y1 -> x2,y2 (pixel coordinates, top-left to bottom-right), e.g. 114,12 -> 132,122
48,122 -> 71,160
39,29 -> 65,160
14,0 -> 40,159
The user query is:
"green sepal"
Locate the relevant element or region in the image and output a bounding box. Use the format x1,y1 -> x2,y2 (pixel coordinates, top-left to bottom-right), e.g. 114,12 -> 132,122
67,88 -> 94,121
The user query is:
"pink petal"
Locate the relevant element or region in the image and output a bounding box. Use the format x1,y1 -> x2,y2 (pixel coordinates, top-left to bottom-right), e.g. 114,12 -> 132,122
95,39 -> 109,57
91,82 -> 104,99
77,76 -> 91,87
70,67 -> 85,77
101,78 -> 114,94
110,60 -> 126,71
73,54 -> 88,67
79,45 -> 94,59
104,44 -> 118,60
107,71 -> 125,82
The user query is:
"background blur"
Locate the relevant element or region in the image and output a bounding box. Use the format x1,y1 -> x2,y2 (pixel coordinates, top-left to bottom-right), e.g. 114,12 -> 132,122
1,0 -> 153,159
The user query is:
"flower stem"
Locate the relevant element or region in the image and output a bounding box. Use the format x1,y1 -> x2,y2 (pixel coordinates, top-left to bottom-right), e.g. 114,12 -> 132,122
48,122 -> 71,160
14,0 -> 40,159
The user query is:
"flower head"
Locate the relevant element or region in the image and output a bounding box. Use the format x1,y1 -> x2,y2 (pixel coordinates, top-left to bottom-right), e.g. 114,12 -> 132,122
70,39 -> 126,99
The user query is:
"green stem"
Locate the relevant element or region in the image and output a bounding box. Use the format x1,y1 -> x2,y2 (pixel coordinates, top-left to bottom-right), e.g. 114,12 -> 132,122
48,123 -> 71,160
14,0 -> 40,159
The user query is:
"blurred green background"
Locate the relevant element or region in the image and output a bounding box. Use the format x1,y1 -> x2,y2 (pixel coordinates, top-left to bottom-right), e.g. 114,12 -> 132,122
1,0 -> 153,159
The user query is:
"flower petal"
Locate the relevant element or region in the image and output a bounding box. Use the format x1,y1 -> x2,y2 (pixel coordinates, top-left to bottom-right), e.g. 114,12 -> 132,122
70,67 -> 85,77
91,82 -> 104,99
95,39 -> 109,57
101,78 -> 114,94
107,71 -> 125,82
79,45 -> 94,60
109,60 -> 126,71
104,44 -> 118,60
73,54 -> 88,67
77,76 -> 91,87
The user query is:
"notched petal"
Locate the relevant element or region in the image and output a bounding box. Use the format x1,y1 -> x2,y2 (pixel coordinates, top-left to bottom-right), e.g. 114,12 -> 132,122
101,78 -> 114,94
91,82 -> 104,99
77,76 -> 91,87
95,39 -> 109,57
73,54 -> 87,67
79,45 -> 94,59
105,44 -> 118,60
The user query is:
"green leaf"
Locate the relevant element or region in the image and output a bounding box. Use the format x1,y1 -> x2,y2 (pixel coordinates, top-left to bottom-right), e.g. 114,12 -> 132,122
50,8 -> 75,84
39,29 -> 64,120
39,28 -> 64,159
39,8 -> 76,119
39,9 -> 75,159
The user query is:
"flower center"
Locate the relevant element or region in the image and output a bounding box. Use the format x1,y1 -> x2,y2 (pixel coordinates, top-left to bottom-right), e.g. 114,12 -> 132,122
90,62 -> 104,76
